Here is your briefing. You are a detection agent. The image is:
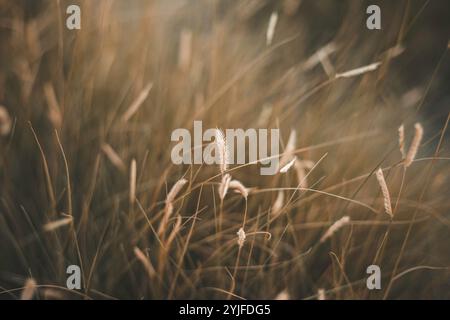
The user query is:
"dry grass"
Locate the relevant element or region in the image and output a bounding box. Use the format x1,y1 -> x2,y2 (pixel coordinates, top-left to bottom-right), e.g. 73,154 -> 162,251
0,0 -> 449,300
320,216 -> 351,243
404,123 -> 424,168
43,215 -> 73,232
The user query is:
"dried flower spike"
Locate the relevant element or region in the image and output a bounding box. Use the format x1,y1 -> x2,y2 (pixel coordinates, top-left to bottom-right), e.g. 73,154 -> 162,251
320,216 -> 350,243
237,227 -> 246,248
215,128 -> 229,174
275,289 -> 290,300
229,180 -> 249,199
404,123 -> 423,168
21,278 -> 37,300
398,124 -> 405,158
